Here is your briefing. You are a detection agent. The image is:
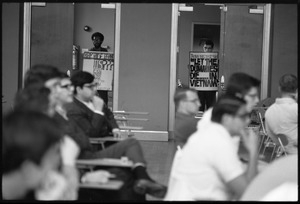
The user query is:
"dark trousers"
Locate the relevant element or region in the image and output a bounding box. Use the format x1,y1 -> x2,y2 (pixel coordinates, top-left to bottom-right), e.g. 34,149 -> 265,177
197,91 -> 216,112
97,90 -> 108,105
94,138 -> 147,164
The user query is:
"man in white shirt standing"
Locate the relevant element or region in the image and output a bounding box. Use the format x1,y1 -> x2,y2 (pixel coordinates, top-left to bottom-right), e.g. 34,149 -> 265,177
265,74 -> 298,154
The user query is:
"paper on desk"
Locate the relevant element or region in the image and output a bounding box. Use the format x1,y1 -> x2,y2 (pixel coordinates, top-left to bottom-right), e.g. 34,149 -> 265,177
81,170 -> 116,184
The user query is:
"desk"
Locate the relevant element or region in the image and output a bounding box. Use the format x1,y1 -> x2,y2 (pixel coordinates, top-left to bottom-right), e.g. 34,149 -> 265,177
113,111 -> 149,115
240,155 -> 298,201
77,158 -> 134,169
90,137 -> 125,143
80,180 -> 124,190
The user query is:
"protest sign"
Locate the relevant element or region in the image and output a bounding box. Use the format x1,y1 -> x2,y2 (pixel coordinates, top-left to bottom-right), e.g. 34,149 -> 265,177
82,51 -> 114,91
189,52 -> 219,91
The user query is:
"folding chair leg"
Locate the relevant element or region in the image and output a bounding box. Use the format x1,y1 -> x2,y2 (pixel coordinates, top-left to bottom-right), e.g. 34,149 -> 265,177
270,146 -> 277,162
258,134 -> 266,154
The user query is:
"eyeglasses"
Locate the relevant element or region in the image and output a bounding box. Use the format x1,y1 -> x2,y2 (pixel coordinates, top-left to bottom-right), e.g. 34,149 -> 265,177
60,84 -> 73,89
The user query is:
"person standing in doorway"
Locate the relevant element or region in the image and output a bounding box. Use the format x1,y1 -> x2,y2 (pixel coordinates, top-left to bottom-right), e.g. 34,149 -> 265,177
89,32 -> 109,104
198,40 -> 217,112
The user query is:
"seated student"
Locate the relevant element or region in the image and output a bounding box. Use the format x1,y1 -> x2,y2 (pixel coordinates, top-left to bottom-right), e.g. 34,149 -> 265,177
165,95 -> 259,201
173,86 -> 201,148
22,65 -> 80,200
197,72 -> 260,159
2,110 -> 63,200
13,85 -> 80,200
265,74 -> 298,155
66,70 -> 120,138
24,65 -> 167,199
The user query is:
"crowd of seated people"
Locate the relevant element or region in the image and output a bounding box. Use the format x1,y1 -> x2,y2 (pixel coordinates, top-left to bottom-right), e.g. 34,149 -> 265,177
166,72 -> 298,201
2,64 -> 166,201
3,65 -> 297,201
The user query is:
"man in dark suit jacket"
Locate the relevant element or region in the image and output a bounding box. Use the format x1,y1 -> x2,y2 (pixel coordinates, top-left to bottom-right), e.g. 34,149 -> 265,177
66,96 -> 119,138
66,70 -> 167,199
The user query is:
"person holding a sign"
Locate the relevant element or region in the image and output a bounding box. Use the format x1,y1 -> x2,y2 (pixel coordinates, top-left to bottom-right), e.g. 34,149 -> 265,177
89,32 -> 109,105
197,40 -> 217,112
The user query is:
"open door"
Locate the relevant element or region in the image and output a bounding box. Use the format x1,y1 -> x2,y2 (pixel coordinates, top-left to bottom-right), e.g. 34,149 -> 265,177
30,3 -> 74,73
219,4 -> 264,94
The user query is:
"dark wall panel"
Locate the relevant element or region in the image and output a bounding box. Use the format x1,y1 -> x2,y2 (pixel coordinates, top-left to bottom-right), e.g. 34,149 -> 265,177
119,4 -> 172,131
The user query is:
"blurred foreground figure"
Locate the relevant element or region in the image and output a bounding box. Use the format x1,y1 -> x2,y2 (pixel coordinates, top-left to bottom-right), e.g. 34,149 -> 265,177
2,110 -> 63,200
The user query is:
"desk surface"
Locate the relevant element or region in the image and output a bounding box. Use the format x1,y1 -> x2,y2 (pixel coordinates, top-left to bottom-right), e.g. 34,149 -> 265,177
241,155 -> 298,201
80,180 -> 124,190
119,126 -> 143,130
90,137 -> 125,143
113,111 -> 149,115
77,158 -> 134,168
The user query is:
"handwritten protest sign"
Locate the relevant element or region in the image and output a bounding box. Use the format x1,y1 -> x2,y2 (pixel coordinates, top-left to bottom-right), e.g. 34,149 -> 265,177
83,51 -> 114,91
189,52 -> 219,91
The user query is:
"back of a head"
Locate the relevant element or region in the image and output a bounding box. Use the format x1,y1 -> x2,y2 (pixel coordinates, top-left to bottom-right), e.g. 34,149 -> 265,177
24,64 -> 64,88
2,110 -> 62,173
211,94 -> 246,123
279,74 -> 298,93
226,72 -> 261,98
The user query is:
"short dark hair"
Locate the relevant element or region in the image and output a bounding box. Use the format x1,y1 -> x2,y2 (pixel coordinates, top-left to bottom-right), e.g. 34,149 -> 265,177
226,73 -> 261,99
174,86 -> 197,111
91,32 -> 104,41
211,94 -> 247,123
70,71 -> 94,95
24,64 -> 65,88
279,74 -> 298,93
2,110 -> 62,173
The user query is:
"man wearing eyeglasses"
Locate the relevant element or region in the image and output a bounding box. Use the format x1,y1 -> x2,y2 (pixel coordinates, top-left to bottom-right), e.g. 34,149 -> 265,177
173,87 -> 201,148
66,71 -> 167,199
67,70 -> 119,139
